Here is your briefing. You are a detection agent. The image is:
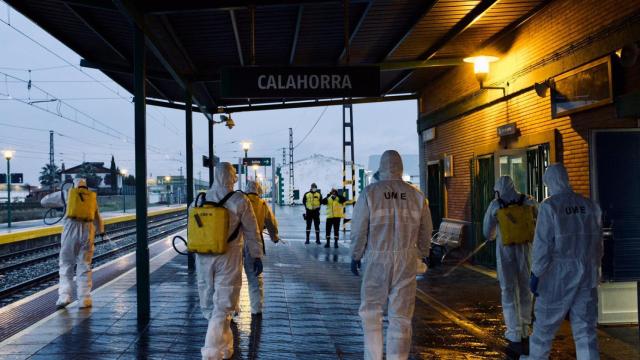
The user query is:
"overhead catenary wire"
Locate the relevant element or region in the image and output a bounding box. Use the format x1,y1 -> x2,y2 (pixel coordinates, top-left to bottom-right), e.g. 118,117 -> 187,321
294,106 -> 329,149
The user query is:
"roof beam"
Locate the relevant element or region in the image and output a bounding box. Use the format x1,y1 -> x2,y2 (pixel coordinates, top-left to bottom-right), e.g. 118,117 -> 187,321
146,94 -> 416,113
289,5 -> 304,64
379,0 -> 440,62
384,0 -> 498,95
66,4 -> 172,102
337,0 -> 373,64
141,0 -> 370,14
113,0 -> 213,119
229,10 -> 245,66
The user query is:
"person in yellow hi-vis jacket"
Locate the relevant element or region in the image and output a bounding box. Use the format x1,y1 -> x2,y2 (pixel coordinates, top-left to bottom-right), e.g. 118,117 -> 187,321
321,188 -> 346,248
41,178 -> 104,309
241,180 -> 279,316
483,176 -> 538,357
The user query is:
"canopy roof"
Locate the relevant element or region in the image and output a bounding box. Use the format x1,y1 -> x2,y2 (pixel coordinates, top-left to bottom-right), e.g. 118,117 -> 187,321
7,0 -> 550,114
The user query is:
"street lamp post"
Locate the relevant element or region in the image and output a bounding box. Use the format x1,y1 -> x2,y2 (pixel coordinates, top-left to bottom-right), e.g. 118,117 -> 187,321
121,169 -> 128,213
165,176 -> 171,205
3,150 -> 14,228
241,141 -> 251,189
252,164 -> 259,182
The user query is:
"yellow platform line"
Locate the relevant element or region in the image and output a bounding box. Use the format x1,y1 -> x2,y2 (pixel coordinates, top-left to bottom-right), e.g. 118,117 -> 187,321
0,206 -> 186,245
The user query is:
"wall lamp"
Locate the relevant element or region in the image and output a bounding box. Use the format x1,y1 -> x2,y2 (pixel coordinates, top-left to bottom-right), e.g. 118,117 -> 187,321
463,55 -> 506,96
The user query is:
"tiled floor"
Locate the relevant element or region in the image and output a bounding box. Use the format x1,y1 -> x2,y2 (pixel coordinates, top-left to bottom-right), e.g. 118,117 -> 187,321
0,206 -> 637,359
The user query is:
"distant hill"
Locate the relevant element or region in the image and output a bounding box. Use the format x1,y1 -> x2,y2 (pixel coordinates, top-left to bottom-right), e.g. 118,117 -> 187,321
282,154 -> 364,205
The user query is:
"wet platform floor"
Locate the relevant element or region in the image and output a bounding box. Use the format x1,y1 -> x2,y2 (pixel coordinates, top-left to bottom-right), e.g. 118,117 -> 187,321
0,205 -> 637,359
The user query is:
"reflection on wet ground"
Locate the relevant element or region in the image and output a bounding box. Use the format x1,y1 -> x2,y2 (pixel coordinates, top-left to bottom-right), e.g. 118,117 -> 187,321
4,205 -> 637,359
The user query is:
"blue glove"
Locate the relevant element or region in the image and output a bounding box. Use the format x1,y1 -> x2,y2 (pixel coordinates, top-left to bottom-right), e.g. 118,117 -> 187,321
351,259 -> 361,276
530,273 -> 539,297
254,258 -> 263,276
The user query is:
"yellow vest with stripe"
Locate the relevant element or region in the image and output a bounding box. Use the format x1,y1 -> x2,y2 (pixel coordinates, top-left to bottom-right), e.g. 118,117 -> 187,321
248,193 -> 266,231
305,191 -> 321,210
326,196 -> 344,218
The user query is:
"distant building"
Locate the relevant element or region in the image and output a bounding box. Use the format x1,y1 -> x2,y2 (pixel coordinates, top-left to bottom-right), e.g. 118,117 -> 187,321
62,162 -> 113,189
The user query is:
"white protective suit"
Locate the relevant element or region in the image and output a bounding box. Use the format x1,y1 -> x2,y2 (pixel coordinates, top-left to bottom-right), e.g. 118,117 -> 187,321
482,176 -> 538,343
350,150 -> 433,360
195,163 -> 263,360
522,164 -> 603,360
41,179 -> 104,308
242,180 -> 279,314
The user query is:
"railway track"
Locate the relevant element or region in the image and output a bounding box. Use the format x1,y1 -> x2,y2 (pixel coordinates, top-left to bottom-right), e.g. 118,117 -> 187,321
0,214 -> 186,273
0,214 -> 186,300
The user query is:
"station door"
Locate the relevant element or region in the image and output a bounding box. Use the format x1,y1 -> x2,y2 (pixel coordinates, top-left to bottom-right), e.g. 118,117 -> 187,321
594,130 -> 640,281
470,155 -> 496,267
427,162 -> 443,230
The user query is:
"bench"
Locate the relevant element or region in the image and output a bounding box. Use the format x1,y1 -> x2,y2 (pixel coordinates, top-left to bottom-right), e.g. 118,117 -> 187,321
430,220 -> 466,264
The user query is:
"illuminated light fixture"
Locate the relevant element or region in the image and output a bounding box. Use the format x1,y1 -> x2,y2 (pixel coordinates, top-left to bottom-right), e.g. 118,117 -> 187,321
241,141 -> 251,152
121,168 -> 129,176
3,150 -> 14,160
463,55 -> 505,95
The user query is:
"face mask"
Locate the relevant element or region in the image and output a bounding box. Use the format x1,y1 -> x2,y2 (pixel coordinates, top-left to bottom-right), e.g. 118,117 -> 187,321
311,188 -> 317,192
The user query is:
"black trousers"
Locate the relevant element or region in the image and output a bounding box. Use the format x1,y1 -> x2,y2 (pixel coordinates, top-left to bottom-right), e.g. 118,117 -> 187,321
305,209 -> 320,237
326,217 -> 341,239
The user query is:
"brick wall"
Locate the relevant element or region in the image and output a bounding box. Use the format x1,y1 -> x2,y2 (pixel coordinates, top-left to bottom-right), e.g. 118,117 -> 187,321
419,0 -> 640,222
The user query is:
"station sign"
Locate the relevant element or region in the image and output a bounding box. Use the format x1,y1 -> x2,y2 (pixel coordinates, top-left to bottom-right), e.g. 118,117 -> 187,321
497,123 -> 518,137
220,66 -> 380,99
242,157 -> 272,166
0,173 -> 23,184
202,155 -> 219,168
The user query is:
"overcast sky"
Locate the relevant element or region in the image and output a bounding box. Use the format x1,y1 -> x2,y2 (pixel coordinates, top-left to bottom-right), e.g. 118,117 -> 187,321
0,2 -> 419,185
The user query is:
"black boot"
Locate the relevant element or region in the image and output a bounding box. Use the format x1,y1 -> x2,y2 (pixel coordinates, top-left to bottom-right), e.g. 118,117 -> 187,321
324,238 -> 330,248
305,232 -> 310,244
315,232 -> 321,244
334,239 -> 339,248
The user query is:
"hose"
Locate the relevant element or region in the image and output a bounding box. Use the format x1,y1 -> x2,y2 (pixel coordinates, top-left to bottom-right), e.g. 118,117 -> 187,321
43,183 -> 72,225
172,235 -> 189,255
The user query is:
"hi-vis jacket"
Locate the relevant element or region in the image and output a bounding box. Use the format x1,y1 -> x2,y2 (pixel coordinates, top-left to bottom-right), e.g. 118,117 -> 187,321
322,194 -> 346,218
303,191 -> 322,210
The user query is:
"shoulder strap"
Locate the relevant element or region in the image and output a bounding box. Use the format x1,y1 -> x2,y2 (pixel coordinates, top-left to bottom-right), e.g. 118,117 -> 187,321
216,190 -> 240,207
517,193 -> 526,206
195,192 -> 206,207
227,223 -> 242,243
497,198 -> 507,209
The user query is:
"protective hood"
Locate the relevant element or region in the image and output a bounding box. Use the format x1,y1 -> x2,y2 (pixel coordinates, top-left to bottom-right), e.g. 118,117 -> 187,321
543,163 -> 572,195
74,178 -> 87,188
494,176 -> 519,202
207,162 -> 237,199
246,180 -> 263,196
378,150 -> 403,181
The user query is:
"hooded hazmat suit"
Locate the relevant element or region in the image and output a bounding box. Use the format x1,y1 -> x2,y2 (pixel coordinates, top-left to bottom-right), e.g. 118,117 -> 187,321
350,150 -> 433,360
194,163 -> 263,360
522,164 -> 602,360
241,180 -> 279,314
41,178 -> 104,308
482,176 -> 538,343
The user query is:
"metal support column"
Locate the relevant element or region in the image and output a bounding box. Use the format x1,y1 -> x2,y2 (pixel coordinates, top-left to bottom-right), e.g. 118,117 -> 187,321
288,128 -> 294,205
185,92 -> 195,271
342,103 -> 356,202
133,25 -> 150,329
271,158 -> 276,215
208,119 -> 214,186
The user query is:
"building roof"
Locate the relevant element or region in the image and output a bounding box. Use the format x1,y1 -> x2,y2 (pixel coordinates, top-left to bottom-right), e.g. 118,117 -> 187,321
63,162 -> 112,174
7,0 -> 551,114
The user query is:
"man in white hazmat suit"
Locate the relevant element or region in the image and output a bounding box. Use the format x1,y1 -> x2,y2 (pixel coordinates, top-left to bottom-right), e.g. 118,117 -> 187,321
41,178 -> 104,309
240,180 -> 279,315
522,164 -> 603,360
482,176 -> 538,355
350,150 -> 433,360
195,163 -> 264,360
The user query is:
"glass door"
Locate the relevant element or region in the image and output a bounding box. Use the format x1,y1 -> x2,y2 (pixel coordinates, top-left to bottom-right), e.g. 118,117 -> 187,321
496,150 -> 528,194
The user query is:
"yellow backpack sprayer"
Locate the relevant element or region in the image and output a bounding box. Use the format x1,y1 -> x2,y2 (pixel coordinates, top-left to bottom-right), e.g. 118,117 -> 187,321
173,191 -> 242,255
496,194 -> 536,245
